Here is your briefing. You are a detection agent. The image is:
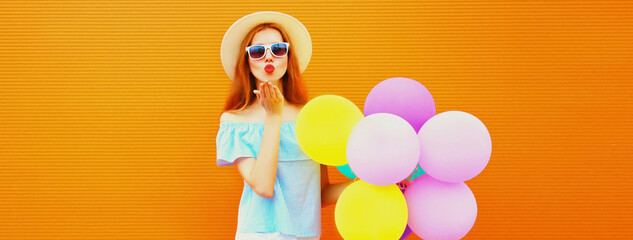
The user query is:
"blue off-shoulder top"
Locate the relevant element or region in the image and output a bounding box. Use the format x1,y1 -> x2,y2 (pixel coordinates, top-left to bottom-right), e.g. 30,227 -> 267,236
215,121 -> 321,237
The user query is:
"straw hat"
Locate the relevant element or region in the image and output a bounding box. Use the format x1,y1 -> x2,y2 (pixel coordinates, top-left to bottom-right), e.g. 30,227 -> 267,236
221,11 -> 312,80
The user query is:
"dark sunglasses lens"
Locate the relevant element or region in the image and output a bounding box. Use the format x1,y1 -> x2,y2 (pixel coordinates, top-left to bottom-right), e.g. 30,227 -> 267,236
271,43 -> 288,56
249,46 -> 265,59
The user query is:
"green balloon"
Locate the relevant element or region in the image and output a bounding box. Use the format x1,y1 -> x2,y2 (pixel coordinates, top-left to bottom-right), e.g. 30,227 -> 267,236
336,164 -> 357,179
338,164 -> 424,181
411,164 -> 426,180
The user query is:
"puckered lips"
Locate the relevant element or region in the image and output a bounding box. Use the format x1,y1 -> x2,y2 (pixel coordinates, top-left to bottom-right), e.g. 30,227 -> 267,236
264,64 -> 275,73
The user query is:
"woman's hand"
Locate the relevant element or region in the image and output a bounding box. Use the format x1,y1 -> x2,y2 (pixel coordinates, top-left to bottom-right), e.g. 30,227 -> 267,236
253,81 -> 284,116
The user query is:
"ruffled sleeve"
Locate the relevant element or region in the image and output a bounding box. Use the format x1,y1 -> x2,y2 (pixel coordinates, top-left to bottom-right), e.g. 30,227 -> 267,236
215,121 -> 312,167
215,122 -> 263,167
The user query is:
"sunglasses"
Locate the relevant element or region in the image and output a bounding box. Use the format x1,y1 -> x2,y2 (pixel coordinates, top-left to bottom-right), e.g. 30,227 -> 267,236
245,42 -> 289,60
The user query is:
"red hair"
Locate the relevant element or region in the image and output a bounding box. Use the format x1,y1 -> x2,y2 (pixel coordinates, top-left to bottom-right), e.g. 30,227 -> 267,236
222,23 -> 308,112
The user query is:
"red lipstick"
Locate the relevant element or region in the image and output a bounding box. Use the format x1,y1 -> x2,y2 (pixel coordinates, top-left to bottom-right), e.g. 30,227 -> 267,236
264,64 -> 275,73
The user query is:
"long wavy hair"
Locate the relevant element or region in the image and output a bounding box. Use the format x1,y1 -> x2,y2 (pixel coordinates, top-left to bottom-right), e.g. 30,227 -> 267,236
222,23 -> 309,112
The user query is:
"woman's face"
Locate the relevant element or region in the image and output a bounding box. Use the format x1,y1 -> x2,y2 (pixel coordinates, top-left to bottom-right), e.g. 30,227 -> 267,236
248,28 -> 288,83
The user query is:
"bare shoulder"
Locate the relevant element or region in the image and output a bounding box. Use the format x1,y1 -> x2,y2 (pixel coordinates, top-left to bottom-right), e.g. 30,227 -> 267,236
220,105 -> 261,123
219,111 -> 241,123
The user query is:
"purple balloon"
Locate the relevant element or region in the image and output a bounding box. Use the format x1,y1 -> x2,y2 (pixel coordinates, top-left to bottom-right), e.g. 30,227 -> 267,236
418,111 -> 492,182
399,224 -> 413,240
347,113 -> 420,186
404,175 -> 477,240
364,77 -> 436,132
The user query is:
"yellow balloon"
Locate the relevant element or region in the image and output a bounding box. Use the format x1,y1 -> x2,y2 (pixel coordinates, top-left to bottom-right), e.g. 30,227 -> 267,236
296,95 -> 363,166
335,180 -> 408,240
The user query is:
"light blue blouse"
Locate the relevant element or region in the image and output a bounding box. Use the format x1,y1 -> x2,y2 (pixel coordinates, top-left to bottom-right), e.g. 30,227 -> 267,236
216,121 -> 321,237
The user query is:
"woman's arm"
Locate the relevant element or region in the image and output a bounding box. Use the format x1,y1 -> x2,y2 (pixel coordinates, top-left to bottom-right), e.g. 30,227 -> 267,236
234,115 -> 281,198
234,82 -> 284,198
321,164 -> 355,207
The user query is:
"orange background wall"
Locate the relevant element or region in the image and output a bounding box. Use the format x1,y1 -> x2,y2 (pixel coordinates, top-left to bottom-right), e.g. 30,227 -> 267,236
1,1 -> 632,239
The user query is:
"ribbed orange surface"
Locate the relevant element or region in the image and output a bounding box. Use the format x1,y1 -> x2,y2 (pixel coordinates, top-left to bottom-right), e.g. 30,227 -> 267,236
1,1 -> 632,239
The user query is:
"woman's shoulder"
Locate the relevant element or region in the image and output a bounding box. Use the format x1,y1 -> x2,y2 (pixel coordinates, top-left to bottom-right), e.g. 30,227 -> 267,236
220,105 -> 262,123
219,111 -> 242,123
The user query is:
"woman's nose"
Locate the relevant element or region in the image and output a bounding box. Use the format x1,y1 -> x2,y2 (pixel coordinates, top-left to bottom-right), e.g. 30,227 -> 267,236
264,48 -> 274,61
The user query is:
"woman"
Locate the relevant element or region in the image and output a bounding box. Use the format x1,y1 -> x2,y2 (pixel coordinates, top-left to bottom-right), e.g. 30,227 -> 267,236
216,11 -> 354,240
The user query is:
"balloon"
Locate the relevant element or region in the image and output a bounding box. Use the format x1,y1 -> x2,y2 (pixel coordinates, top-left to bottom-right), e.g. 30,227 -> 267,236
347,113 -> 419,186
418,111 -> 492,182
398,186 -> 413,240
399,225 -> 412,240
336,164 -> 357,179
410,164 -> 426,181
335,180 -> 408,240
404,175 -> 477,240
296,95 -> 363,166
364,77 -> 436,133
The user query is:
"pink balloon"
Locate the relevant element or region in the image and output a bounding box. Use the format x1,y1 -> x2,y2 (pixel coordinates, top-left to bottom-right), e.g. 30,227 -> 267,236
418,111 -> 492,182
404,175 -> 477,240
364,77 -> 436,133
347,113 -> 420,186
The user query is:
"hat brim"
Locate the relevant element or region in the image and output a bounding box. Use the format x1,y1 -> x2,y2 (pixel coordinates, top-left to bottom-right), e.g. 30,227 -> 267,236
221,11 -> 312,80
